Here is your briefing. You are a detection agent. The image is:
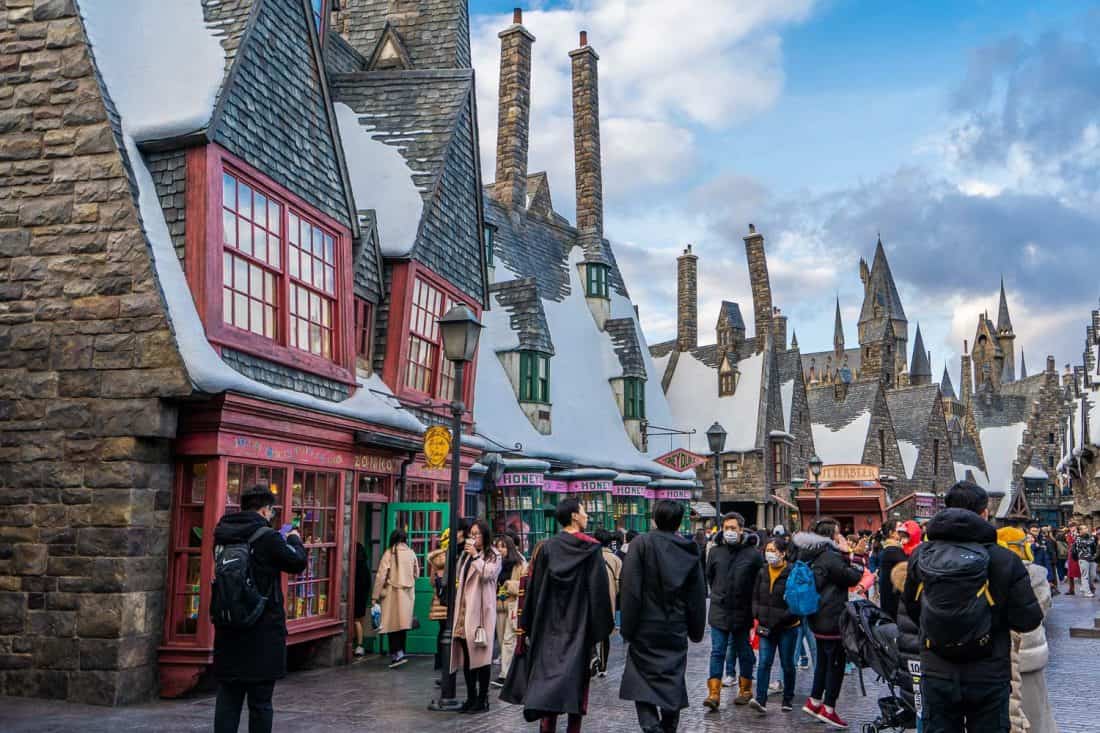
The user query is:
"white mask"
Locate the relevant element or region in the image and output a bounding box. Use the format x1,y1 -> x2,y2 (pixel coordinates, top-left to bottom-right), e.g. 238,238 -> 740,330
765,552 -> 782,566
723,530 -> 740,544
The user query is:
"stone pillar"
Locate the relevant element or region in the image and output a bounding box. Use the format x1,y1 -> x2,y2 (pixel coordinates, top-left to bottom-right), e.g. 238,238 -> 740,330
676,245 -> 697,352
773,310 -> 788,352
744,224 -> 772,352
570,31 -> 603,245
960,340 -> 974,406
493,8 -> 534,210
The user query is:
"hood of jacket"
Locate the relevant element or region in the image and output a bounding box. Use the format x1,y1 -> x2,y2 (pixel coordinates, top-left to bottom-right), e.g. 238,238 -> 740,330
546,531 -> 602,583
214,510 -> 269,545
901,520 -> 923,555
647,530 -> 701,593
924,508 -> 997,544
792,531 -> 837,560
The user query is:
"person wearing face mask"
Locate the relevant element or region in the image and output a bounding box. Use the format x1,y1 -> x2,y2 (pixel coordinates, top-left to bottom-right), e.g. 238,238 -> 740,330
749,537 -> 799,715
702,512 -> 763,710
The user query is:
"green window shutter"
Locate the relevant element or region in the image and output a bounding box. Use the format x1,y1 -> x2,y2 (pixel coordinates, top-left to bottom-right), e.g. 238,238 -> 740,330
638,380 -> 646,419
519,352 -> 532,401
539,356 -> 549,402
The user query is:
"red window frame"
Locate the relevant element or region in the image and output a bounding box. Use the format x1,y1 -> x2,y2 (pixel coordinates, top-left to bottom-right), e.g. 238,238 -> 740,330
354,297 -> 372,361
186,145 -> 355,387
403,275 -> 466,401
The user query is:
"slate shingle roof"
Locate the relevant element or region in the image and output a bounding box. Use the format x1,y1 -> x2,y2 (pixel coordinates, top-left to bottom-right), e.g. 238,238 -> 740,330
910,325 -> 932,378
605,319 -> 647,379
885,384 -> 940,447
972,391 -> 1032,430
490,278 -> 554,355
807,380 -> 879,433
203,0 -> 256,86
720,301 -> 745,330
941,366 -> 957,400
353,210 -> 384,303
859,238 -> 907,324
649,339 -> 676,359
777,348 -> 804,385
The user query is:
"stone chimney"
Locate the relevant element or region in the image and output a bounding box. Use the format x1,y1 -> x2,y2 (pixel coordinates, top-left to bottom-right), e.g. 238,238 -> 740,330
744,224 -> 772,352
676,245 -> 698,352
773,308 -> 788,352
570,31 -> 603,249
960,339 -> 974,406
493,9 -> 535,210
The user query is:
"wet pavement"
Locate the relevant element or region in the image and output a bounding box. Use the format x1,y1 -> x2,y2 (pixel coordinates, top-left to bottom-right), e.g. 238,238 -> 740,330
5,592 -> 1100,732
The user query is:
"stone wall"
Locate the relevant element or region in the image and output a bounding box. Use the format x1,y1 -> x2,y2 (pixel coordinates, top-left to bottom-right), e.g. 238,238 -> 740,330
702,450 -> 766,505
906,397 -> 956,495
0,0 -> 190,704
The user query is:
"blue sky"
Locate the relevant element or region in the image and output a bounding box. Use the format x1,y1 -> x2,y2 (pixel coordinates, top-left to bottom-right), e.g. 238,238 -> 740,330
469,1 -> 1100,381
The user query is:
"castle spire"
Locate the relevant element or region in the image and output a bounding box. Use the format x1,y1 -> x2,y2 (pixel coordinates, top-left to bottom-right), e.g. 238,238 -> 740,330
941,365 -> 956,400
833,297 -> 844,352
997,277 -> 1014,334
791,330 -> 799,350
910,324 -> 932,384
1020,349 -> 1027,379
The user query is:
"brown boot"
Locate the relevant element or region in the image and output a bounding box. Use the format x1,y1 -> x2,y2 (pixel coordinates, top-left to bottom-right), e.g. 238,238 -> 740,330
734,677 -> 753,705
703,678 -> 721,711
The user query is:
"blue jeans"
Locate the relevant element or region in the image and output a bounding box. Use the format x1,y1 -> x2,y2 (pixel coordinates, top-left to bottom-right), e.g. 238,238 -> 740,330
755,626 -> 797,706
796,617 -> 816,666
709,626 -> 755,681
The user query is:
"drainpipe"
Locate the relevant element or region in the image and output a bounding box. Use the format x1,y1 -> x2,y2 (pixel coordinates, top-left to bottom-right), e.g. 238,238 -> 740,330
397,452 -> 416,502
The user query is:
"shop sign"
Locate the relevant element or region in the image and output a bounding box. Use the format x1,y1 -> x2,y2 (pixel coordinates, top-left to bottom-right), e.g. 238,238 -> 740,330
220,435 -> 350,469
466,474 -> 484,493
499,472 -> 545,488
656,489 -> 693,500
654,448 -> 709,473
352,454 -> 396,474
423,426 -> 451,469
820,464 -> 880,483
613,484 -> 652,498
543,479 -> 569,494
570,479 -> 612,493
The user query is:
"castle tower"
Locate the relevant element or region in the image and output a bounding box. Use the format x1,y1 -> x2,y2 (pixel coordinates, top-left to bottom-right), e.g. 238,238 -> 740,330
857,236 -> 909,381
996,278 -> 1016,383
676,245 -> 698,352
744,224 -> 773,353
972,312 -> 1003,393
492,9 -> 535,210
909,324 -> 932,386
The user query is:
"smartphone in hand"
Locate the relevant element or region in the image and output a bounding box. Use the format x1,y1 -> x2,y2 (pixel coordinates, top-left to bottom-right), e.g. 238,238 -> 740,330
279,523 -> 294,538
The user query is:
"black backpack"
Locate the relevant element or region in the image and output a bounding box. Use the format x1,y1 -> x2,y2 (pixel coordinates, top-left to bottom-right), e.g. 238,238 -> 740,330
210,527 -> 273,629
915,541 -> 994,661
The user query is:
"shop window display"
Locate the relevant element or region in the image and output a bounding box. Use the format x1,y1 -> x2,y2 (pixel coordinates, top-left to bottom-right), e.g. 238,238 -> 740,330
286,470 -> 341,622
488,483 -> 550,554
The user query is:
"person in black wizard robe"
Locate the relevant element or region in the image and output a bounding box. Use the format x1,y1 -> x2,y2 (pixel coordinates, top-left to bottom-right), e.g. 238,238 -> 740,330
501,496 -> 613,732
618,499 -> 707,733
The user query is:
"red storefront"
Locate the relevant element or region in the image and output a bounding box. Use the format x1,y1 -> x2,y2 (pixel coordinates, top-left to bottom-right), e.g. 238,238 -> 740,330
158,392 -> 480,696
795,464 -> 887,533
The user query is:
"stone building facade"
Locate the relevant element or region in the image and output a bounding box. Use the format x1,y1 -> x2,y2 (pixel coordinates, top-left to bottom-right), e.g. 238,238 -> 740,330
0,0 -> 191,703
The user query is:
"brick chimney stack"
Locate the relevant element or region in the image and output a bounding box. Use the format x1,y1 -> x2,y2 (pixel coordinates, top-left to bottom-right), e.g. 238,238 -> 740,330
570,30 -> 603,248
773,307 -> 788,352
676,245 -> 698,352
493,8 -> 535,210
960,339 -> 973,406
744,224 -> 772,353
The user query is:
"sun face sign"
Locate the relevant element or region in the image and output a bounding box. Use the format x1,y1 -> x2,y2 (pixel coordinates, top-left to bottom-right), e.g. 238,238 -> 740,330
423,425 -> 452,469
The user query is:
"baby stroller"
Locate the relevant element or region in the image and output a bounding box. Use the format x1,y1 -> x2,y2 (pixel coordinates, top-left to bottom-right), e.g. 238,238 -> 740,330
840,599 -> 918,733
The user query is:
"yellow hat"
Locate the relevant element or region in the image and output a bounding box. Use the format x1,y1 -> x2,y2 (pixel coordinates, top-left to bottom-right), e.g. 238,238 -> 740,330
997,526 -> 1032,562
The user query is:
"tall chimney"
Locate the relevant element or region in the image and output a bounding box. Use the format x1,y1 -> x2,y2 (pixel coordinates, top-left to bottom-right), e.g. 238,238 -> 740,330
493,8 -> 535,210
773,308 -> 788,352
960,339 -> 973,406
744,224 -> 772,353
570,30 -> 603,249
676,245 -> 698,352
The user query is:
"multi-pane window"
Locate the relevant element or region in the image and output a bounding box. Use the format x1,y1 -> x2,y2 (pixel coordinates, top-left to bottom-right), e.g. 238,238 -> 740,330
719,371 -> 738,396
519,352 -> 550,403
773,442 -> 789,483
405,278 -> 466,399
354,298 -> 371,360
723,460 -> 740,480
624,378 -> 645,420
221,170 -> 340,360
586,263 -> 609,298
288,212 -> 336,358
286,470 -> 340,622
222,173 -> 280,339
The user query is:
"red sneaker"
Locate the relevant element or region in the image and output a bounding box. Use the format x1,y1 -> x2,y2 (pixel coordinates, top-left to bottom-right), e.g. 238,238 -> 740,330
801,698 -> 823,720
819,708 -> 849,729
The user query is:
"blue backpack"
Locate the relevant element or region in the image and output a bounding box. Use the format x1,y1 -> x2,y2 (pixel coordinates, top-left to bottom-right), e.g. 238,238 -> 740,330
784,559 -> 820,616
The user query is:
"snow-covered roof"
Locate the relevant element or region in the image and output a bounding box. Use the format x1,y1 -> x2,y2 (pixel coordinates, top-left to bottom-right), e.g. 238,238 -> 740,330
80,0 -> 424,436
473,252 -> 685,478
897,440 -> 919,480
662,350 -> 766,454
780,380 -> 794,432
334,102 -> 425,257
812,410 -> 871,465
979,422 -> 1028,492
1023,465 -> 1050,480
954,461 -> 991,489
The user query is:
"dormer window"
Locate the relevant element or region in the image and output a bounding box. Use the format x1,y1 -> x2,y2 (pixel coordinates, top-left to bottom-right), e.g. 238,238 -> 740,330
586,263 -> 610,299
519,352 -> 550,403
719,371 -> 738,396
623,378 -> 646,420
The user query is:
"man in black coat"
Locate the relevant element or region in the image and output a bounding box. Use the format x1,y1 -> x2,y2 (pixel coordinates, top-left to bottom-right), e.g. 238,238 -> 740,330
901,481 -> 1043,733
877,523 -> 908,619
619,500 -> 707,733
508,497 -> 613,731
213,485 -> 307,733
703,511 -> 763,709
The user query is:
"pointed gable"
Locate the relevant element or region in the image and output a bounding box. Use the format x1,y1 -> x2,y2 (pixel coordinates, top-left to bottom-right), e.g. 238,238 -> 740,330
526,172 -> 554,217
367,22 -> 413,70
209,0 -> 353,228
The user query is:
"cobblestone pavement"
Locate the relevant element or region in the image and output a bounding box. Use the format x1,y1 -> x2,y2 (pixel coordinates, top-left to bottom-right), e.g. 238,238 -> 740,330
5,594 -> 1100,732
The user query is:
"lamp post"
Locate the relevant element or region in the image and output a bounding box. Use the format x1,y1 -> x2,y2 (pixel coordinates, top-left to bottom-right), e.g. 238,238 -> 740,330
706,422 -> 727,521
809,454 -> 824,524
429,305 -> 482,712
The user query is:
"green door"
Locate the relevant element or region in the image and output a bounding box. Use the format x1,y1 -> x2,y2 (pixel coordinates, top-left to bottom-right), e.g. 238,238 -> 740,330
386,502 -> 448,654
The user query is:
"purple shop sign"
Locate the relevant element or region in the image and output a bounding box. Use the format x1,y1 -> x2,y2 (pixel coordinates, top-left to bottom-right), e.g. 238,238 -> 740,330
613,484 -> 653,498
570,479 -> 613,493
498,472 -> 545,488
655,489 -> 693,500
543,479 -> 570,494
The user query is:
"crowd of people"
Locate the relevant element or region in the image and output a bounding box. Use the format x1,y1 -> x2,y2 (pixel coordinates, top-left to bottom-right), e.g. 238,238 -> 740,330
208,479 -> 1077,733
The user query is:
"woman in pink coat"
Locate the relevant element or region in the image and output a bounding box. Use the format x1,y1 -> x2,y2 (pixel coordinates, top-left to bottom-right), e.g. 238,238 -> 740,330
450,518 -> 502,713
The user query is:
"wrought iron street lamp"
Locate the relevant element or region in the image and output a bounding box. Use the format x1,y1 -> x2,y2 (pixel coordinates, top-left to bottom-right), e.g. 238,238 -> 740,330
809,454 -> 824,524
430,305 -> 482,712
706,422 -> 727,520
